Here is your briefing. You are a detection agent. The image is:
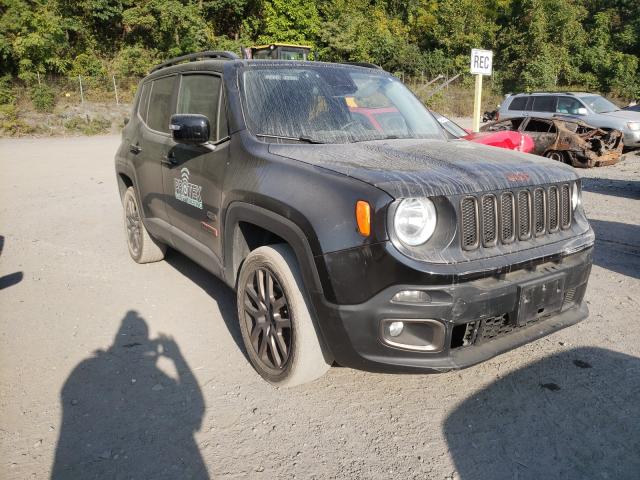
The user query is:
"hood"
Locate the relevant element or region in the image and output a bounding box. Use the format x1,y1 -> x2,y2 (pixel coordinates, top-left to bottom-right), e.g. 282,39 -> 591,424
269,139 -> 576,198
601,109 -> 640,121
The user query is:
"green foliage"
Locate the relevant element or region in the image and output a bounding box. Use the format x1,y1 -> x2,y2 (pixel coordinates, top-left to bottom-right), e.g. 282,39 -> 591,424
112,46 -> 158,77
0,103 -> 33,135
0,0 -> 638,101
30,83 -> 56,112
0,75 -> 17,104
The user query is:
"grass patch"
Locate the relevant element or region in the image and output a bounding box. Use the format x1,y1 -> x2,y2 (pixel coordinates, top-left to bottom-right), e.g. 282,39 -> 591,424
63,115 -> 112,135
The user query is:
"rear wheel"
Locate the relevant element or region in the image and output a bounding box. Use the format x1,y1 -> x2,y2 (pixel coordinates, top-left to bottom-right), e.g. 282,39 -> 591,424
544,150 -> 567,163
237,244 -> 331,387
122,187 -> 166,263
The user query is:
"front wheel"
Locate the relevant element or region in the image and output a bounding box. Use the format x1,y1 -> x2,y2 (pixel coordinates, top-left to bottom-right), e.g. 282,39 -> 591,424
122,187 -> 166,264
237,245 -> 331,387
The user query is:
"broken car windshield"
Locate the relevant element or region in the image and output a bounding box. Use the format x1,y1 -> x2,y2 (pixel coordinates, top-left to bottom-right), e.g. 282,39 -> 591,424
241,66 -> 445,144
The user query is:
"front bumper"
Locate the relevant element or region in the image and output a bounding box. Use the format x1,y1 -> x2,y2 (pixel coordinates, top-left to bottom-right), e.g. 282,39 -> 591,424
313,247 -> 592,373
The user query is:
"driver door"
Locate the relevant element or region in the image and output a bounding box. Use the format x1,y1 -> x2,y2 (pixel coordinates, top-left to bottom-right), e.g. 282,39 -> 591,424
162,72 -> 229,264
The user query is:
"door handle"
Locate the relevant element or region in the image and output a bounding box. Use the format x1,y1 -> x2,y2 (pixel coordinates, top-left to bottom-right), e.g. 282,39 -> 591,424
162,152 -> 178,166
129,143 -> 141,154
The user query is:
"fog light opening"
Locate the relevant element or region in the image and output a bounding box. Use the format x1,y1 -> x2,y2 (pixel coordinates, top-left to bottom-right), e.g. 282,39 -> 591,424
380,319 -> 446,352
388,321 -> 404,337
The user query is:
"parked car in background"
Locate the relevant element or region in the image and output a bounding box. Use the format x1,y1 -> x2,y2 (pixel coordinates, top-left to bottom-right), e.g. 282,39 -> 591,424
433,112 -> 534,153
623,104 -> 640,112
481,116 -> 624,167
498,92 -> 640,148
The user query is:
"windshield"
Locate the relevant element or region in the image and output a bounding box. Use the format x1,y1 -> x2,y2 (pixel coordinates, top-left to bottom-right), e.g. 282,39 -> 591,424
241,65 -> 445,143
580,95 -> 620,114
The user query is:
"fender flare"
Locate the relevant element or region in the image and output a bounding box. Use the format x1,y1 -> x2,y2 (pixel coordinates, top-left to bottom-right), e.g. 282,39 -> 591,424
223,202 -> 325,297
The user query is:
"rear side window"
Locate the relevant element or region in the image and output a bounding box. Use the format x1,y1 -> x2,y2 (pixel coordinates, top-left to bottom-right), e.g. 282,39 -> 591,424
147,76 -> 176,133
508,97 -> 528,111
556,97 -> 583,114
532,96 -> 556,112
137,83 -> 151,123
177,74 -> 222,141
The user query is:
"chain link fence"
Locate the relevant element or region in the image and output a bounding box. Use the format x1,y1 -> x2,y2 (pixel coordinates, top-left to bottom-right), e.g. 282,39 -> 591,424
34,74 -> 141,106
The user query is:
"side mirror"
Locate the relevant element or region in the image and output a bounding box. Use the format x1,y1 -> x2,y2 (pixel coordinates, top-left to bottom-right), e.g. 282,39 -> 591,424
576,107 -> 588,115
170,114 -> 210,145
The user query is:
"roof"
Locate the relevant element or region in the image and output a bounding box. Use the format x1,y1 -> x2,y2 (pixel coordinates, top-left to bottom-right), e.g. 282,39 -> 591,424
510,91 -> 594,97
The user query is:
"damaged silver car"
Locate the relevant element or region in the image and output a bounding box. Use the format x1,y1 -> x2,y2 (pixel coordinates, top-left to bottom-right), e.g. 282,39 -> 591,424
481,116 -> 624,167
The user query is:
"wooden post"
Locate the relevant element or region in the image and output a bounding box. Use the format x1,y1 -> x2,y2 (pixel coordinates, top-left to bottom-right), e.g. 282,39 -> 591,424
112,75 -> 119,105
472,74 -> 483,132
78,75 -> 84,104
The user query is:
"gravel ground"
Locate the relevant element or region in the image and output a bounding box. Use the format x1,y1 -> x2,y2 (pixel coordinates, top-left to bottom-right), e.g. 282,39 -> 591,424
0,136 -> 638,479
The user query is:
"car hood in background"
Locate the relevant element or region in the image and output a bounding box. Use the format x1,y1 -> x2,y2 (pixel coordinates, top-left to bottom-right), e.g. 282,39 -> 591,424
269,139 -> 576,198
601,109 -> 640,121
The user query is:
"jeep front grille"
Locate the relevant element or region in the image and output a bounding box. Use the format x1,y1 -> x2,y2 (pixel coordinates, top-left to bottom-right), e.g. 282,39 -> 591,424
461,197 -> 479,249
560,184 -> 571,228
481,195 -> 497,246
548,186 -> 559,232
461,184 -> 573,251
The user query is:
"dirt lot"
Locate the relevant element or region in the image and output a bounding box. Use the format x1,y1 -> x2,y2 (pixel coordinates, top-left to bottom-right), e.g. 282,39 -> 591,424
1,136 -> 639,479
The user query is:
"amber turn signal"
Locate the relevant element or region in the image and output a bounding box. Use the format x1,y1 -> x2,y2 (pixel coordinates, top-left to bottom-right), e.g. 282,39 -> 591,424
356,200 -> 371,237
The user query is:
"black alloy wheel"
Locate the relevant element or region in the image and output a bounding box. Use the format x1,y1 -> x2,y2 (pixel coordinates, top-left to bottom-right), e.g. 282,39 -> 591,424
242,267 -> 293,374
125,194 -> 142,257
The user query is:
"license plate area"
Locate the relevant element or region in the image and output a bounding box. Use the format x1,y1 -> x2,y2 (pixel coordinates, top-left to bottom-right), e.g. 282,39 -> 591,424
515,273 -> 565,326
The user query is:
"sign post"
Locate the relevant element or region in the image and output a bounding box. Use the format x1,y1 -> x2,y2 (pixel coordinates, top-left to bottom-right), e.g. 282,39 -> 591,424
470,48 -> 493,132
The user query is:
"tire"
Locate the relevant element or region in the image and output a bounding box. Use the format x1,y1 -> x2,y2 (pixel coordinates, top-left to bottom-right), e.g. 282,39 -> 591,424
544,150 -> 567,163
237,244 -> 331,387
122,186 -> 166,264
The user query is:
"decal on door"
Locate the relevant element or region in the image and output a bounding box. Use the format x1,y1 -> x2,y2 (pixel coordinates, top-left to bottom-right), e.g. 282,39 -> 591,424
174,168 -> 203,209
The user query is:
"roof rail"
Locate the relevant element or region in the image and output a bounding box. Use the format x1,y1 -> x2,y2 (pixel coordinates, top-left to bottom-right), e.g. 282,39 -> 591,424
150,51 -> 239,73
341,62 -> 384,70
522,91 -> 577,96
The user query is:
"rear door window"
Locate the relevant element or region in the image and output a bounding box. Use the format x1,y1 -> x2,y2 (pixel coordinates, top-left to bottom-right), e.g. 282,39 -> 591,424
508,97 -> 528,111
177,74 -> 223,141
147,76 -> 176,133
532,96 -> 557,112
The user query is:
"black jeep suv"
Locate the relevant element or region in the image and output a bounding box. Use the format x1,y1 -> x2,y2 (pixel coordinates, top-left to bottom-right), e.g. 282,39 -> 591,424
115,51 -> 594,386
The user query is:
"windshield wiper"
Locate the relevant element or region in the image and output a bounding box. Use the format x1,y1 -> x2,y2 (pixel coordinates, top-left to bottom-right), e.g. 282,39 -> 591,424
256,134 -> 324,144
352,135 -> 402,143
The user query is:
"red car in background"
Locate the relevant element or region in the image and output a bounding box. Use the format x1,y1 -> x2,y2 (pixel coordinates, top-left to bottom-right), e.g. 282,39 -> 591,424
348,103 -> 534,153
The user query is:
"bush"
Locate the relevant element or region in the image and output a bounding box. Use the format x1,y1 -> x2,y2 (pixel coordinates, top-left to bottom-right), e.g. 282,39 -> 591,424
0,104 -> 35,136
112,46 -> 158,77
0,75 -> 17,105
63,115 -> 112,135
30,84 -> 56,112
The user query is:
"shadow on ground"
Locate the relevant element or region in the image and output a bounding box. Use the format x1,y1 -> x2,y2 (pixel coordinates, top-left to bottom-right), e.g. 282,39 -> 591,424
164,249 -> 247,359
445,347 -> 640,479
581,177 -> 640,200
589,219 -> 640,280
51,311 -> 209,479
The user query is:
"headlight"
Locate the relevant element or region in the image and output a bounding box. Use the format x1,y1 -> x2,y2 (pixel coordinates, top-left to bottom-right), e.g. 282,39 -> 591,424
571,183 -> 580,211
627,122 -> 640,131
393,198 -> 437,246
